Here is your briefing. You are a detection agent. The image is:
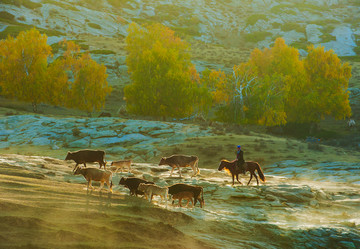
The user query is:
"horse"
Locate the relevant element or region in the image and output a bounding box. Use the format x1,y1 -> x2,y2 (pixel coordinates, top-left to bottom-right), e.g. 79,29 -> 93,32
218,160 -> 265,186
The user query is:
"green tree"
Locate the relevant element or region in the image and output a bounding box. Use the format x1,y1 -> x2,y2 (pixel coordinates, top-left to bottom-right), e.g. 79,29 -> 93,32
124,22 -> 208,119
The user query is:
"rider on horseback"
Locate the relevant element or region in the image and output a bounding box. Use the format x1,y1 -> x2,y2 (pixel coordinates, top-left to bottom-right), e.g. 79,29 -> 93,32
236,145 -> 247,174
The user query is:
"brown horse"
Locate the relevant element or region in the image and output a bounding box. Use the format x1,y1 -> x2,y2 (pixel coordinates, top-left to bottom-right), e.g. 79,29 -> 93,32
218,160 -> 265,186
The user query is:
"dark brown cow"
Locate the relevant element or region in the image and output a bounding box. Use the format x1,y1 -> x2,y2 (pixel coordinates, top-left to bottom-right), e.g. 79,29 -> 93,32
119,177 -> 154,196
159,155 -> 199,177
168,183 -> 204,208
65,149 -> 106,171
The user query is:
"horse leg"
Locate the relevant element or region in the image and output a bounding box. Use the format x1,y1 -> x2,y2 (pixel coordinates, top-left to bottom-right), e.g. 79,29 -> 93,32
247,173 -> 253,185
232,174 -> 235,186
254,173 -> 259,186
178,166 -> 182,177
236,174 -> 242,185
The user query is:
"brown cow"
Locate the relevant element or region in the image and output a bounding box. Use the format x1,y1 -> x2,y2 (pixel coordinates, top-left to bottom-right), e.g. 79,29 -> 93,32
65,149 -> 106,171
74,167 -> 113,192
168,183 -> 204,208
159,155 -> 199,177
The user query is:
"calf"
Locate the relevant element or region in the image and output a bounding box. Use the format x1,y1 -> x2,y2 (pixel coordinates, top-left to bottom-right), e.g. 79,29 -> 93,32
74,167 -> 113,192
168,183 -> 204,208
171,191 -> 194,208
138,183 -> 168,207
119,177 -> 154,196
111,160 -> 132,173
65,149 -> 106,171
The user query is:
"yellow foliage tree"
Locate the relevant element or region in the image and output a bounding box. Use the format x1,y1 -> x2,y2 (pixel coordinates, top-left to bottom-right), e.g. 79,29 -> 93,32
124,22 -> 208,118
0,30 -> 111,113
288,45 -> 352,123
0,28 -> 52,112
214,37 -> 351,126
58,41 -> 112,113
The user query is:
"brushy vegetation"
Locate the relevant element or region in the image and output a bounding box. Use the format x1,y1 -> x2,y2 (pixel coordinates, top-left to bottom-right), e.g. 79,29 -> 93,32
42,0 -> 79,11
281,22 -> 305,33
243,31 -> 271,43
90,50 -> 116,55
2,0 -> 42,9
0,11 -> 15,21
0,24 -> 64,40
246,14 -> 268,26
88,23 -> 102,29
270,4 -> 297,15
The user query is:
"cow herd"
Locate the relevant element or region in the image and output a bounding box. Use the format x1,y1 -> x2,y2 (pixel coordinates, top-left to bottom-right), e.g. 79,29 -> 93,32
66,149 -> 205,208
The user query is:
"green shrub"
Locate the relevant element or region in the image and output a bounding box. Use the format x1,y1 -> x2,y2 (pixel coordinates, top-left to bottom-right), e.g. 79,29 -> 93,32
88,23 -> 102,29
2,0 -> 42,9
320,33 -> 336,43
281,23 -> 305,33
246,14 -> 268,26
0,11 -> 15,21
90,50 -> 116,55
243,31 -> 271,43
42,0 -> 78,11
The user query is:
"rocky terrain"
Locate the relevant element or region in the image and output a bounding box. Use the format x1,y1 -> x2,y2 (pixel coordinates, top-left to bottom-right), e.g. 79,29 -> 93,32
0,114 -> 210,162
0,153 -> 359,248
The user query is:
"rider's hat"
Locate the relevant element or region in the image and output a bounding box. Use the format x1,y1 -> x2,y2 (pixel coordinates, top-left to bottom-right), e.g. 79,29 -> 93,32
237,145 -> 241,148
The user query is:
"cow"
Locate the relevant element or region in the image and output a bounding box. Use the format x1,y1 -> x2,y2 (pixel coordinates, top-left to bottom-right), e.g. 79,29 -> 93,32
111,160 -> 132,173
168,183 -> 204,208
138,183 -> 168,207
74,167 -> 113,192
119,177 -> 154,196
171,191 -> 194,208
65,149 -> 106,171
159,155 -> 200,177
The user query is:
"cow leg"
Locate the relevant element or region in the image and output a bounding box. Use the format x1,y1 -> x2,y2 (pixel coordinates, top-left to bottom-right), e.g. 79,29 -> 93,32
128,165 -> 131,173
99,181 -> 104,191
178,166 -> 182,177
150,192 -> 153,203
169,167 -> 175,177
236,174 -> 242,185
73,163 -> 79,171
83,163 -> 87,168
179,197 -> 183,207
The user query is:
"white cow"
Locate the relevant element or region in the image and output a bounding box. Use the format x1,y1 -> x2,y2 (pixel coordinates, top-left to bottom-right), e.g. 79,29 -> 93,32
138,183 -> 168,208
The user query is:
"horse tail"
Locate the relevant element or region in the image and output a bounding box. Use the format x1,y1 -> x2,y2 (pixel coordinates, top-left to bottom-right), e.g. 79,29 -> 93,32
256,163 -> 266,182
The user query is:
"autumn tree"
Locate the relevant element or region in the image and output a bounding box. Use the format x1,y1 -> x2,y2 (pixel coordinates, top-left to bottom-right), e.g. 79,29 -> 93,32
0,29 -> 111,113
213,37 -> 351,126
0,28 -> 51,112
286,45 -> 351,123
124,22 -> 209,119
57,40 -> 112,113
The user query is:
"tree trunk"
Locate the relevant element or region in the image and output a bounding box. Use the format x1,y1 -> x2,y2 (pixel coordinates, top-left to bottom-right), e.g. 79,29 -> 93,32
32,102 -> 37,113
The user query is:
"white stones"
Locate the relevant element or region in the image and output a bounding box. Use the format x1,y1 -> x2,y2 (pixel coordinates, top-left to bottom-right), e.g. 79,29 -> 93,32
0,115 -> 210,161
322,25 -> 357,56
306,24 -> 323,44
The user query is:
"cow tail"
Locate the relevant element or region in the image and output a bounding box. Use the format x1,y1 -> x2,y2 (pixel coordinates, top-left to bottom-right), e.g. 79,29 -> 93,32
195,157 -> 200,176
